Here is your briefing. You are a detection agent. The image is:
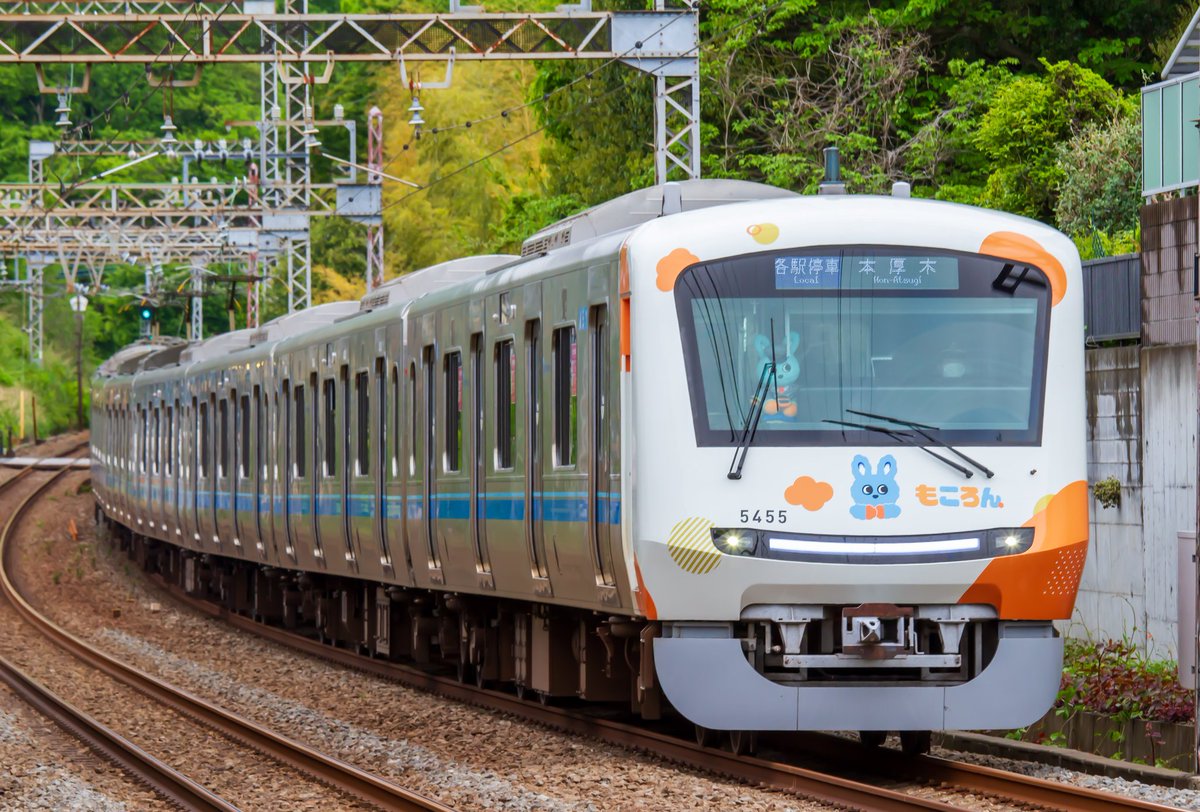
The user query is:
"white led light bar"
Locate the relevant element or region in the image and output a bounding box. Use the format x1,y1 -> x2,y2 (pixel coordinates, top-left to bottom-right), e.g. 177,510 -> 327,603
768,537 -> 981,555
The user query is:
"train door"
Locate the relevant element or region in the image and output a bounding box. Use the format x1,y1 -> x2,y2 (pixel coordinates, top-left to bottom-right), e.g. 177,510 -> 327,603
524,314 -> 551,597
231,383 -> 246,544
216,389 -> 233,547
588,303 -> 621,598
435,320 -> 473,590
382,342 -> 414,584
266,375 -> 282,563
150,401 -> 162,533
185,396 -> 198,547
397,355 -> 417,582
340,362 -> 355,567
282,376 -> 297,561
421,344 -> 444,581
197,389 -> 216,545
289,362 -> 320,569
373,354 -> 395,576
483,296 -> 522,592
168,398 -> 180,537
252,384 -> 265,558
470,332 -> 494,588
347,356 -> 376,576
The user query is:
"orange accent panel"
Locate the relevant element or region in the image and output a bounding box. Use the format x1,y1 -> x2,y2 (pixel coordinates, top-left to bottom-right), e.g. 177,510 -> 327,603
978,231 -> 1068,307
655,248 -> 700,292
633,557 -> 658,620
958,480 -> 1089,619
619,297 -> 632,372
619,243 -> 630,295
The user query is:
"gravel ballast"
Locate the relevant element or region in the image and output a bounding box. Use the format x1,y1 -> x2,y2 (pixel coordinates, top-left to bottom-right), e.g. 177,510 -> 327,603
12,470 -> 1198,811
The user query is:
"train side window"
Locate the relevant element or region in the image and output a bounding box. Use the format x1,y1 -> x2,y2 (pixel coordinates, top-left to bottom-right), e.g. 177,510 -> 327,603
408,362 -> 417,477
253,387 -> 263,479
444,351 -> 462,473
218,397 -> 230,479
140,407 -> 148,473
390,365 -> 400,478
323,378 -> 336,477
356,370 -> 370,477
152,407 -> 161,475
165,405 -> 173,476
294,385 -> 307,478
199,402 -> 210,479
552,326 -> 578,468
495,339 -> 515,470
239,394 -> 250,479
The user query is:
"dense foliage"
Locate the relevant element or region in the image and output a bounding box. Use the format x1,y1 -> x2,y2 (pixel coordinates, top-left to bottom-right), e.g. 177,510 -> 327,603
1058,639 -> 1193,724
0,0 -> 1190,435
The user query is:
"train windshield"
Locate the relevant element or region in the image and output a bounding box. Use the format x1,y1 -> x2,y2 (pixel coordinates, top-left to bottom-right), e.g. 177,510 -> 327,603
674,246 -> 1050,446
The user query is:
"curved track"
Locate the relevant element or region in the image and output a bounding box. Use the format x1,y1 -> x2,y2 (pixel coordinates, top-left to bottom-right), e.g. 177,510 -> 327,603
154,572 -> 1187,812
0,457 -> 454,812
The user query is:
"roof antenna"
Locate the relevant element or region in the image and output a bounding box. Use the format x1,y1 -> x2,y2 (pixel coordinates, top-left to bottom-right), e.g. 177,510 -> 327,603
818,146 -> 846,195
661,181 -> 683,215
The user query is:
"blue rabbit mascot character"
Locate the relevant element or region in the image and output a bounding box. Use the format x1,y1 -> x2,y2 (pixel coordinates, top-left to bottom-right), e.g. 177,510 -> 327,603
850,455 -> 901,520
753,332 -> 802,420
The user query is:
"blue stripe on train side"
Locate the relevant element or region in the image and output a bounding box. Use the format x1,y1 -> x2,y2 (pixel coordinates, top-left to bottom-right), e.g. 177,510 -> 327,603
169,489 -> 622,524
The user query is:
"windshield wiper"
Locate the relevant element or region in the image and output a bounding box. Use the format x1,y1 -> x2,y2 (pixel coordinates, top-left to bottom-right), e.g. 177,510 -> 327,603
823,419 -> 974,479
728,360 -> 775,480
847,409 -> 994,478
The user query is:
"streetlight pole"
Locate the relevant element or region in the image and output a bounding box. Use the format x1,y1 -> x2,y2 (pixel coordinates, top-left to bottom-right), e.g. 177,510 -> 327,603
69,292 -> 88,430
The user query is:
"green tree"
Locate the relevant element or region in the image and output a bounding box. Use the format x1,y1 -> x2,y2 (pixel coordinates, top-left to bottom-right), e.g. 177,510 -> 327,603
969,59 -> 1134,220
1053,112 -> 1141,239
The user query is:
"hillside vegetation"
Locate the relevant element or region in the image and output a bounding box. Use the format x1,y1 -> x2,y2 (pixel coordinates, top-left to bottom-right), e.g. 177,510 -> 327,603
0,0 -> 1186,434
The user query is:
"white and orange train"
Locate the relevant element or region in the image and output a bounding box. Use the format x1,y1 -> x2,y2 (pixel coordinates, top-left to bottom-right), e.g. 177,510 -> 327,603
91,179 -> 1087,752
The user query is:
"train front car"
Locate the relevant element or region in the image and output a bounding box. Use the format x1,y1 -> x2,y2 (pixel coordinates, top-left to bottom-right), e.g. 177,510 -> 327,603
628,194 -> 1086,737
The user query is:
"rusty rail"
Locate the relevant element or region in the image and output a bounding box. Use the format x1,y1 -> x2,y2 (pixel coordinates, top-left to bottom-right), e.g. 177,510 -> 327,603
156,577 -> 1190,812
1,464 -> 453,812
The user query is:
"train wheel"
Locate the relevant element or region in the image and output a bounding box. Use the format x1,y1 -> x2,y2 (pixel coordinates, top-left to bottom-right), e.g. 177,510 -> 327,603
859,730 -> 887,747
455,660 -> 471,684
899,730 -> 932,755
515,683 -> 527,701
537,690 -> 551,706
694,724 -> 719,747
728,730 -> 757,756
474,666 -> 489,690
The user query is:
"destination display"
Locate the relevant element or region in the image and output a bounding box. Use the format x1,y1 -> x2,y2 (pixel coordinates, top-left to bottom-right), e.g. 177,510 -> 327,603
773,255 -> 959,291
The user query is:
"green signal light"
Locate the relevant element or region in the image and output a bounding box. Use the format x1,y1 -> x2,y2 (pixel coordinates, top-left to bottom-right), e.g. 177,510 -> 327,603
140,307 -> 153,320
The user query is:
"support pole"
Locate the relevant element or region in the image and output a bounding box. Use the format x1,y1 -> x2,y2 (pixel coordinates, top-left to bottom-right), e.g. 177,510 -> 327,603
190,264 -> 204,341
26,259 -> 43,365
75,310 -> 83,429
366,105 -> 385,292
247,251 -> 260,329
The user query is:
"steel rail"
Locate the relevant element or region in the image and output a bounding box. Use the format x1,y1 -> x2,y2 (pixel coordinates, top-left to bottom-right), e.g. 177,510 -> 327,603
0,456 -> 236,811
2,466 -> 454,812
153,577 -> 1192,812
156,580 -> 965,812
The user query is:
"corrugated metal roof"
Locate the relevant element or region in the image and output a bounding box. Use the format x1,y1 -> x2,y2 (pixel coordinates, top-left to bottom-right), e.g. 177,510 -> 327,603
1163,7 -> 1200,79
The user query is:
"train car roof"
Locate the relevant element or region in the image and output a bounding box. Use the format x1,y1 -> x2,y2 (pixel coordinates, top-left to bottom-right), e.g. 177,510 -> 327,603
96,338 -> 188,379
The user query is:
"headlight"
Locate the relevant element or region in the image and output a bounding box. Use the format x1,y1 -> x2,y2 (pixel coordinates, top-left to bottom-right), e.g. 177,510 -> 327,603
986,527 -> 1035,555
710,528 -> 758,556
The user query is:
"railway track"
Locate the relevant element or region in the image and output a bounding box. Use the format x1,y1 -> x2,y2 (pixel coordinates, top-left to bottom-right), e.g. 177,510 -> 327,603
0,457 -> 453,812
155,574 -> 1187,812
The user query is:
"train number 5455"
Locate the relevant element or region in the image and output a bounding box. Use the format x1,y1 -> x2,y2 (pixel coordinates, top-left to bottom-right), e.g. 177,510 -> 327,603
739,509 -> 788,524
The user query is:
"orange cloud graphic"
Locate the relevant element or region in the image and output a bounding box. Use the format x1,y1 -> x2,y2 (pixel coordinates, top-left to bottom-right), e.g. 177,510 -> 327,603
784,476 -> 834,511
655,247 -> 700,292
978,231 -> 1067,307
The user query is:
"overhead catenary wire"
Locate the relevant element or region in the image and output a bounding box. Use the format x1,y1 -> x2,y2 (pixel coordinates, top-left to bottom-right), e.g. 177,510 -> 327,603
367,0 -> 787,221
11,0 -> 234,253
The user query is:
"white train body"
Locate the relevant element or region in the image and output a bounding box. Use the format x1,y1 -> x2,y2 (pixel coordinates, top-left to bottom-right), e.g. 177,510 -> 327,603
92,180 -> 1087,733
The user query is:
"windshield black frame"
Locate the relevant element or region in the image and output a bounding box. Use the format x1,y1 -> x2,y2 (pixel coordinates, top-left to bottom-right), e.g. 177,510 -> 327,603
673,244 -> 1052,447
